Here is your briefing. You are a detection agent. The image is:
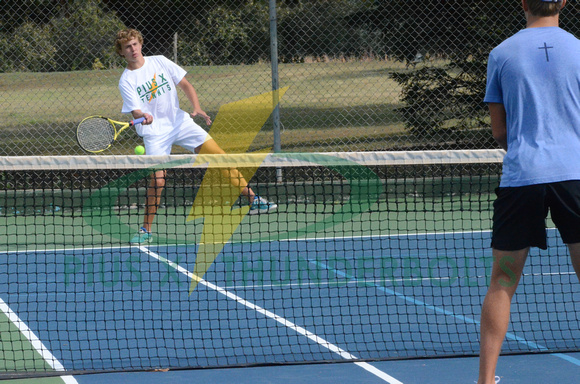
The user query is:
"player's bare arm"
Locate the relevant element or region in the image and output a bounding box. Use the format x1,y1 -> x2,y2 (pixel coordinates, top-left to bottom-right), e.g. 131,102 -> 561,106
489,103 -> 507,151
177,78 -> 212,126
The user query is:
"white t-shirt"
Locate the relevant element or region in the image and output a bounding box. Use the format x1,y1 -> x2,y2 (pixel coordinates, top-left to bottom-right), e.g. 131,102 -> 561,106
119,55 -> 191,136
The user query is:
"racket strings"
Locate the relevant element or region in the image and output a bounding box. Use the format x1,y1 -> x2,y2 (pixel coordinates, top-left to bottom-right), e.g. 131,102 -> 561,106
77,118 -> 115,152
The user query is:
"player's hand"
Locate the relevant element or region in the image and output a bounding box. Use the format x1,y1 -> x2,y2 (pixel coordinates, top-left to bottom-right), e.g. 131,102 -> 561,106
142,113 -> 153,125
191,109 -> 212,126
133,111 -> 153,125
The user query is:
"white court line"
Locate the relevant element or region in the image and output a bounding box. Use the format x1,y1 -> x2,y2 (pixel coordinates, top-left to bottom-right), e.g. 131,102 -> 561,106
0,228 -> 492,255
0,297 -> 77,383
139,246 -> 403,384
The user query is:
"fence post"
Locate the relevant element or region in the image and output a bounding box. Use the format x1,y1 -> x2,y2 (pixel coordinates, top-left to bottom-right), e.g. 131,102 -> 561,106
269,0 -> 283,182
269,0 -> 281,154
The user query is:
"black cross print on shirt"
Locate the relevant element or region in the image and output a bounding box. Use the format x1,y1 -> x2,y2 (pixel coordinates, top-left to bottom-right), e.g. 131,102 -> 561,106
538,42 -> 553,62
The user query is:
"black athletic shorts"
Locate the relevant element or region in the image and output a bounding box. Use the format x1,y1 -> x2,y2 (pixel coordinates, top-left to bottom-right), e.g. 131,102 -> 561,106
492,180 -> 580,250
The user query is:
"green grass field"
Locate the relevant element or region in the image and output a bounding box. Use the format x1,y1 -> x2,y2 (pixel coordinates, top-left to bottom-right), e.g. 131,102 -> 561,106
0,60 -> 411,155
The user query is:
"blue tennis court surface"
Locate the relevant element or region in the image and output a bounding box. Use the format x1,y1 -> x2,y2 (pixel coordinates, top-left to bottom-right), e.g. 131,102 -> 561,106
2,229 -> 580,383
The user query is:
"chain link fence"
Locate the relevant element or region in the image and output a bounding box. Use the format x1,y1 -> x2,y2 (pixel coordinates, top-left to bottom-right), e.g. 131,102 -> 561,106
1,0 -> 579,156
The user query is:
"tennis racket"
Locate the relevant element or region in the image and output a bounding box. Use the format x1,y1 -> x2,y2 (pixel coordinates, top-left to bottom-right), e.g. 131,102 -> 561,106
76,116 -> 145,153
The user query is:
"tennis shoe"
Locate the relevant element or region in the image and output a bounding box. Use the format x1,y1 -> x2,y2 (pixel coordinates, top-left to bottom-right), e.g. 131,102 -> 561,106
130,227 -> 152,244
248,196 -> 277,215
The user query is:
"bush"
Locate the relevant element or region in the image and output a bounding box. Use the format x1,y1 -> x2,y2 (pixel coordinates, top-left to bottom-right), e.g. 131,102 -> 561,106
386,1 -> 522,146
3,22 -> 57,72
278,0 -> 370,62
49,0 -> 126,71
0,0 -> 125,72
390,62 -> 489,143
177,3 -> 269,66
176,0 -> 373,65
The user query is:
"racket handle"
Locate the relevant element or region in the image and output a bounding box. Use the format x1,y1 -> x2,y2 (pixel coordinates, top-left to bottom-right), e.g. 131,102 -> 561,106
131,117 -> 146,125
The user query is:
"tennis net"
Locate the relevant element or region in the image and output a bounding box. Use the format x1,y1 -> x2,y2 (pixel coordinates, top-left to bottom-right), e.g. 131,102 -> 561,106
0,150 -> 579,378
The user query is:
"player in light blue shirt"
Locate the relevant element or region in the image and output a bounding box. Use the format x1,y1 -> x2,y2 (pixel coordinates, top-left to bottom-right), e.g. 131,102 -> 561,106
479,1 -> 580,383
485,20 -> 580,186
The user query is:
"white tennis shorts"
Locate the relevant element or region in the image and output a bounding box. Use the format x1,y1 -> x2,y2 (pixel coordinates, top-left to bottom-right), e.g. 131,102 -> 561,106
143,119 -> 211,156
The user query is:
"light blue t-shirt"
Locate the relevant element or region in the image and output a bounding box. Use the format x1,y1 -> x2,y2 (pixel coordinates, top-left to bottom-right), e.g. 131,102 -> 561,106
485,27 -> 580,187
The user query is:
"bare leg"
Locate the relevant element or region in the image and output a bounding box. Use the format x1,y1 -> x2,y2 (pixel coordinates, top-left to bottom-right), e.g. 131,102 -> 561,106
566,242 -> 580,282
195,139 -> 256,202
142,169 -> 166,233
477,248 -> 529,384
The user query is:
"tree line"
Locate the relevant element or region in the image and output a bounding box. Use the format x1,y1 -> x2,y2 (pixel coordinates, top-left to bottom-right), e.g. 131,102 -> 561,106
0,0 -> 393,72
5,0 -> 551,72
3,0 -> 580,142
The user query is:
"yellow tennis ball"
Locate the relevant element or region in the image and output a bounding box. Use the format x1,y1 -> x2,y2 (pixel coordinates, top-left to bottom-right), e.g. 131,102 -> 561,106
135,145 -> 145,155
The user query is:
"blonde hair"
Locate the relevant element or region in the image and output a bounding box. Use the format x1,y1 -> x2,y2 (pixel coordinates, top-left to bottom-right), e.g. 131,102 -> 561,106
527,0 -> 563,17
114,29 -> 144,56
